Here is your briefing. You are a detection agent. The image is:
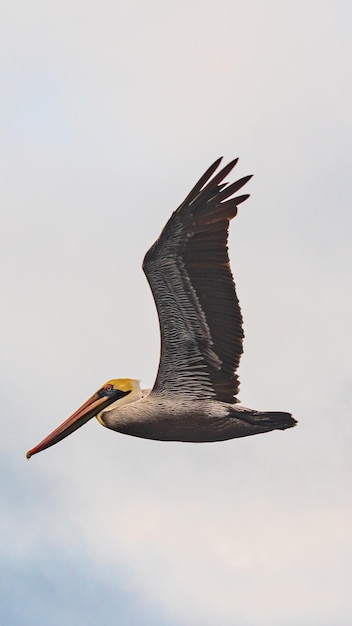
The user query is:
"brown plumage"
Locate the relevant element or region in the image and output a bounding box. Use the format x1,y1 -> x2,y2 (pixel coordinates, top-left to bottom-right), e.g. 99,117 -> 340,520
143,158 -> 251,403
26,157 -> 296,459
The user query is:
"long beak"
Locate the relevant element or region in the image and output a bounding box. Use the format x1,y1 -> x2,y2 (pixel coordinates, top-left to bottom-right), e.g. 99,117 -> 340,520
26,392 -> 109,459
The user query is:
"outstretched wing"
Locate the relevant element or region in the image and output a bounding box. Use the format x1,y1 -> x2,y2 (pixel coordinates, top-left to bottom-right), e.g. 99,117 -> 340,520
142,158 -> 251,403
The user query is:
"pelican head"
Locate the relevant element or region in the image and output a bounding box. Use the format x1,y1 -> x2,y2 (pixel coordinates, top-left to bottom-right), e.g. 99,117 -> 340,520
26,378 -> 141,459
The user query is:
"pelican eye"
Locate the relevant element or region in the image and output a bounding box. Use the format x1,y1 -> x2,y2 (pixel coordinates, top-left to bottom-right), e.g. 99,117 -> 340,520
98,383 -> 116,398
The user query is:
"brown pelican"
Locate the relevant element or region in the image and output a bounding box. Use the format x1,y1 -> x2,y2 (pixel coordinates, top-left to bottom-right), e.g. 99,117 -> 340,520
26,157 -> 296,459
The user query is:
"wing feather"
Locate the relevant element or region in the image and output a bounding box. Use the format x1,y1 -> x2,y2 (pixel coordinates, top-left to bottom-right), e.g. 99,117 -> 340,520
143,158 -> 252,402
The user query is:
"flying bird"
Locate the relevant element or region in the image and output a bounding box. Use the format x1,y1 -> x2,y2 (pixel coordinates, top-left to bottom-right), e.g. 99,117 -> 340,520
26,157 -> 296,459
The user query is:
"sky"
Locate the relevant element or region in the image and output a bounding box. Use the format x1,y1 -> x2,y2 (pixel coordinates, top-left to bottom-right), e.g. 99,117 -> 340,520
1,0 -> 351,624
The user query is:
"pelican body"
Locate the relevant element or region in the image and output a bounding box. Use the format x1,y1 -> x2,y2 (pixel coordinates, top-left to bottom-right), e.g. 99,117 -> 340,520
27,158 -> 296,459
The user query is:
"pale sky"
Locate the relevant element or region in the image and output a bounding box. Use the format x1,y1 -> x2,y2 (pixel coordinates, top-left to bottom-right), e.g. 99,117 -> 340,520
1,1 -> 351,625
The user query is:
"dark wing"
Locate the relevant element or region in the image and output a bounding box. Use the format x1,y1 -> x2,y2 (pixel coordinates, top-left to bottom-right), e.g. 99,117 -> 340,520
143,158 -> 251,403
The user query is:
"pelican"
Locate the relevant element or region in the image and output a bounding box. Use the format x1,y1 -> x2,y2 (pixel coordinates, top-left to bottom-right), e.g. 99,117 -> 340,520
26,157 -> 296,459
